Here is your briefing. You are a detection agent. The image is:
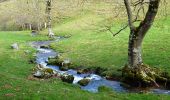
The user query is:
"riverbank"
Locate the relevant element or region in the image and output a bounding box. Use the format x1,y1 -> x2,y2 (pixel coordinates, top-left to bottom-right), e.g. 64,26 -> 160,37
50,16 -> 170,78
0,31 -> 170,99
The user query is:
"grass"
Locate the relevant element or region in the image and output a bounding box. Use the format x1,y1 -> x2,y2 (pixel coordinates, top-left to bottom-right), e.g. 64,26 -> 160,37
0,0 -> 170,99
50,13 -> 170,73
0,31 -> 170,99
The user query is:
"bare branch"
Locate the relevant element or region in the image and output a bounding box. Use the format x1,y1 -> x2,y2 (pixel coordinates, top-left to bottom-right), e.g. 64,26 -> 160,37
77,0 -> 88,7
108,19 -> 141,37
112,24 -> 129,37
124,0 -> 135,30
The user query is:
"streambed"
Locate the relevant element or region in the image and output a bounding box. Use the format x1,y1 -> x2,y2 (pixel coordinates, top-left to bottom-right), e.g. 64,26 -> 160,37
30,37 -> 170,94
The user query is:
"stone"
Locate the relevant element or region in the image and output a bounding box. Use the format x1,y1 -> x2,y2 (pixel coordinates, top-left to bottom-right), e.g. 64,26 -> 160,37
43,68 -> 54,78
43,68 -> 54,74
60,74 -> 74,83
36,64 -> 44,70
47,58 -> 58,65
78,78 -> 90,86
77,68 -> 90,74
33,70 -> 44,78
40,45 -> 50,49
47,55 -> 62,66
60,66 -> 68,71
61,58 -> 71,67
11,43 -> 19,50
33,66 -> 54,78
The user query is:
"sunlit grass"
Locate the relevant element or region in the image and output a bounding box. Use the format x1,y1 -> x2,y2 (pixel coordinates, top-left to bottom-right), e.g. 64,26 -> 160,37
51,13 -> 170,72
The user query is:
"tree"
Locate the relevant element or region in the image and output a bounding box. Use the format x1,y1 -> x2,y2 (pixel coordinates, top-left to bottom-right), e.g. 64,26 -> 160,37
121,0 -> 167,87
46,0 -> 54,38
0,0 -> 8,3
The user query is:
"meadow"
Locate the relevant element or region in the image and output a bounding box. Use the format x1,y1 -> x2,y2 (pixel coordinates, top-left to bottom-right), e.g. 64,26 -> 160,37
0,0 -> 170,99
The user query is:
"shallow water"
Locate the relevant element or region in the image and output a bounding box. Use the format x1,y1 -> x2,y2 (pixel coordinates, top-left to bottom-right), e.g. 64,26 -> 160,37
30,39 -> 170,94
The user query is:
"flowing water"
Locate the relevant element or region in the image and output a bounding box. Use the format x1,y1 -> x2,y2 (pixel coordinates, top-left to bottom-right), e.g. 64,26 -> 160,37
30,38 -> 170,94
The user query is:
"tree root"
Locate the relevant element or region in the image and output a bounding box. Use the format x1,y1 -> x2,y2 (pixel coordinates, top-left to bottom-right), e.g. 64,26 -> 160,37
122,64 -> 168,88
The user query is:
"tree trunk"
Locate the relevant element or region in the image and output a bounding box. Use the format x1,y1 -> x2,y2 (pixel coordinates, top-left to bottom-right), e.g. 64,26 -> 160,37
123,0 -> 161,87
128,30 -> 143,68
127,0 -> 160,67
29,24 -> 32,30
46,0 -> 54,38
44,22 -> 47,29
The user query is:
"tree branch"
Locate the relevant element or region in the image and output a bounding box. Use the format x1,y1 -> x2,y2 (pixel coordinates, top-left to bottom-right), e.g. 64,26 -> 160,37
124,0 -> 135,31
107,19 -> 141,37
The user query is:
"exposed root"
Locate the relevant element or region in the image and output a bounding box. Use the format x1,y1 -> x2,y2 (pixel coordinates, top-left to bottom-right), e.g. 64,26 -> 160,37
122,64 -> 168,88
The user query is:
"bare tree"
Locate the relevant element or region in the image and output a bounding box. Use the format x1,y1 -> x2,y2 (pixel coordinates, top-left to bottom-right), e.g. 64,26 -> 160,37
121,0 -> 167,87
46,0 -> 54,38
0,0 -> 8,3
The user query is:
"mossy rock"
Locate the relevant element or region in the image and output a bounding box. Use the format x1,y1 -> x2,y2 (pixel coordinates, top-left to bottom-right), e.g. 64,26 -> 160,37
60,66 -> 69,71
43,68 -> 54,74
33,67 -> 54,79
47,58 -> 58,65
77,68 -> 91,74
60,74 -> 74,83
62,59 -> 71,67
77,69 -> 83,74
78,78 -> 90,86
94,67 -> 107,76
47,57 -> 63,66
48,57 -> 72,71
101,70 -> 121,80
33,70 -> 45,78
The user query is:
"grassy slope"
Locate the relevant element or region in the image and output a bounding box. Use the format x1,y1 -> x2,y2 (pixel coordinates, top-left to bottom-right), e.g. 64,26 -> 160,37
50,12 -> 170,99
0,1 -> 170,100
0,31 -> 169,99
51,13 -> 170,72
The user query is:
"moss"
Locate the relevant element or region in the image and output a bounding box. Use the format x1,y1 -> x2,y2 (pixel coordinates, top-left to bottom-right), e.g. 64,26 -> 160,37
32,65 -> 54,79
101,70 -> 121,80
47,56 -> 63,66
77,68 -> 91,74
94,67 -> 107,76
47,58 -> 58,65
78,78 -> 90,86
122,64 -> 169,88
60,74 -> 74,83
60,66 -> 69,71
43,68 -> 54,74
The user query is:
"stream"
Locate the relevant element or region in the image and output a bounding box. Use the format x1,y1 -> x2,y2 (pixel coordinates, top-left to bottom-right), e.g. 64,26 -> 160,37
30,37 -> 170,94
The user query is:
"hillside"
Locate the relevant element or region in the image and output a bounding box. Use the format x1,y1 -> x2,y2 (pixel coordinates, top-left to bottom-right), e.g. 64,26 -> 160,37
0,0 -> 170,99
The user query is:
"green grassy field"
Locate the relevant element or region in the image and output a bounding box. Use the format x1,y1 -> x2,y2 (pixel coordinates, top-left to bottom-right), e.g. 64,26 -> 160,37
0,30 -> 170,99
1,4 -> 170,100
50,13 -> 170,72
